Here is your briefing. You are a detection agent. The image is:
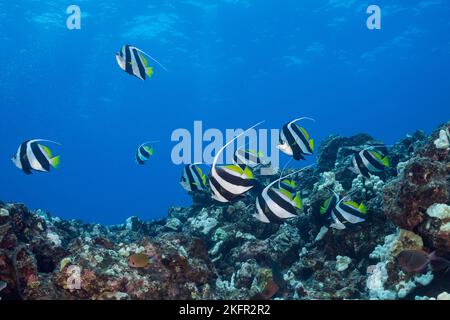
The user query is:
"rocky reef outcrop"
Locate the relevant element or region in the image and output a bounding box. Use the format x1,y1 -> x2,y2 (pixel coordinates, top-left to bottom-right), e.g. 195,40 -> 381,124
384,122 -> 450,252
1,122 -> 449,300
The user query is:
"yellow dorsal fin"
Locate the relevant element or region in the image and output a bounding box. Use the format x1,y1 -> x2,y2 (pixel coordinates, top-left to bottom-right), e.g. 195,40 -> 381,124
344,201 -> 360,209
345,201 -> 367,214
282,179 -> 296,187
224,164 -> 244,175
371,151 -> 390,167
139,53 -> 149,67
243,166 -> 254,179
144,146 -> 153,155
202,174 -> 207,185
320,196 -> 331,215
309,139 -> 314,152
196,166 -> 207,185
371,151 -> 383,161
300,127 -> 310,140
279,188 -> 294,200
39,144 -> 53,158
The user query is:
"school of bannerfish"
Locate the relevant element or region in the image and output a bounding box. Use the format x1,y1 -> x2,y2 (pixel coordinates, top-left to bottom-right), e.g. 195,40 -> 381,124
11,45 -> 396,231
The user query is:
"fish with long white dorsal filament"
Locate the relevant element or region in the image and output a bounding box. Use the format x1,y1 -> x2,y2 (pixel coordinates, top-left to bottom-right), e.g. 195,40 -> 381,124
180,163 -> 207,193
320,189 -> 368,230
116,45 -> 167,80
135,141 -> 158,165
349,147 -> 390,179
209,122 -> 264,203
11,139 -> 61,175
277,117 -> 315,161
254,165 -> 312,224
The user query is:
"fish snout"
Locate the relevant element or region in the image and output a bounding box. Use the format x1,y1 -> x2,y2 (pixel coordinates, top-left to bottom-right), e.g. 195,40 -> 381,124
127,258 -> 136,268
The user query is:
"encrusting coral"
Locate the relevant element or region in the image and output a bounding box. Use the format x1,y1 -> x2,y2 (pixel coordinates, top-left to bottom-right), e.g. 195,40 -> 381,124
1,122 -> 449,300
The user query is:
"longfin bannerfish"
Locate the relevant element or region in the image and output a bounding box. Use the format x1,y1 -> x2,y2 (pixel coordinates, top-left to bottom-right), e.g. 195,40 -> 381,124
12,139 -> 61,175
210,164 -> 255,203
319,188 -> 367,230
278,117 -> 315,161
233,148 -> 270,169
349,147 -> 390,178
180,163 -> 207,193
135,141 -> 157,165
116,45 -> 166,80
319,188 -> 346,229
320,193 -> 339,216
209,122 -> 264,203
254,165 -> 312,224
330,197 -> 367,229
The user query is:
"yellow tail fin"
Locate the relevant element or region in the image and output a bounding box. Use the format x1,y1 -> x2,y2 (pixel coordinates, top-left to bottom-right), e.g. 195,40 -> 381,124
243,166 -> 254,179
294,192 -> 302,209
50,155 -> 60,169
309,139 -> 314,152
146,67 -> 154,77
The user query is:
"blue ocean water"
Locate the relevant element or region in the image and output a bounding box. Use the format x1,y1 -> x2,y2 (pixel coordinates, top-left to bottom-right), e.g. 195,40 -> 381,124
0,1 -> 449,225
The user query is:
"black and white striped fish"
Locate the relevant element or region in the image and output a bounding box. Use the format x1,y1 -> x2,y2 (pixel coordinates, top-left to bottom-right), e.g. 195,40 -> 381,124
233,148 -> 270,168
330,199 -> 367,230
254,166 -> 310,224
12,139 -> 61,175
320,193 -> 339,217
349,148 -> 390,178
180,164 -> 207,193
279,179 -> 297,194
278,117 -> 315,161
135,142 -> 156,165
209,122 -> 264,203
320,190 -> 367,230
116,45 -> 167,80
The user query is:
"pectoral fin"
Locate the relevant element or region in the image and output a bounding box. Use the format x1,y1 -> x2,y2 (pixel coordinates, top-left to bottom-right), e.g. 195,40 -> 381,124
39,144 -> 53,158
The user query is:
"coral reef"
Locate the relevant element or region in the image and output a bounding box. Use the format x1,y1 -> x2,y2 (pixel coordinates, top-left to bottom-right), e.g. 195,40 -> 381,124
367,229 -> 434,300
384,121 -> 450,252
1,122 -> 449,300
